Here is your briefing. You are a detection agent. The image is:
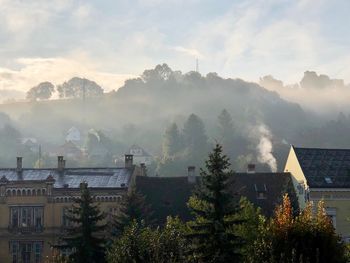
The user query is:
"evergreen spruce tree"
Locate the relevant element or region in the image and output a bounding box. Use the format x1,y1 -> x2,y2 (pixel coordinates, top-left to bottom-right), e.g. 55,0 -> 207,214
183,114 -> 208,165
218,109 -> 234,141
187,143 -> 242,262
58,182 -> 106,263
113,184 -> 153,235
162,122 -> 183,158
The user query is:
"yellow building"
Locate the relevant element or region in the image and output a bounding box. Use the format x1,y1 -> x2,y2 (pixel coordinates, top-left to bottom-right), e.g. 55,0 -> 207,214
284,146 -> 350,240
0,155 -> 139,263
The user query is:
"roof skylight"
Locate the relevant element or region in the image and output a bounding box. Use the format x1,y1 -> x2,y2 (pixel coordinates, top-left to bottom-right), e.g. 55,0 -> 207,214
325,177 -> 333,184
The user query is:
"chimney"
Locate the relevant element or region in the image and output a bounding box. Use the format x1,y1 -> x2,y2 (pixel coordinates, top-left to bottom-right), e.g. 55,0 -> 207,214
247,164 -> 256,174
140,163 -> 147,176
57,156 -> 65,172
125,154 -> 133,168
16,157 -> 22,173
188,166 -> 196,184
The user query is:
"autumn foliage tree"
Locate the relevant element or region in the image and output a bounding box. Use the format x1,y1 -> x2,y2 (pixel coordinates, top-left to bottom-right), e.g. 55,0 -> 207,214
252,194 -> 348,263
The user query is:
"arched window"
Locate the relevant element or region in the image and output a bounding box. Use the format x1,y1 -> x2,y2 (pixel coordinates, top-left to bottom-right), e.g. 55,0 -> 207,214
12,189 -> 16,196
27,189 -> 31,196
17,189 -> 21,196
37,189 -> 42,195
42,189 -> 46,195
22,189 -> 26,196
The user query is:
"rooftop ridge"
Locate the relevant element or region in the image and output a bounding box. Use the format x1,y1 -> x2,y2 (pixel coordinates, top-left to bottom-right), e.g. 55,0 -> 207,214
294,146 -> 350,151
0,167 -> 128,170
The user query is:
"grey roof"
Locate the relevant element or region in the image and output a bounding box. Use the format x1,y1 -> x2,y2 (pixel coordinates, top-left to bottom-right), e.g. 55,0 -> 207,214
136,172 -> 296,224
0,168 -> 132,189
129,144 -> 152,157
293,146 -> 350,188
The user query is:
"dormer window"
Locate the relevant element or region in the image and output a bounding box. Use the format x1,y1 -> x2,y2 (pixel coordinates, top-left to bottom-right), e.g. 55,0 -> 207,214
254,184 -> 267,199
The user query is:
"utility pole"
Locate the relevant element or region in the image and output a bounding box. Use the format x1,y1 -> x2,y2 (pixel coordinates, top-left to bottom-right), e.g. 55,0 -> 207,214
196,58 -> 199,73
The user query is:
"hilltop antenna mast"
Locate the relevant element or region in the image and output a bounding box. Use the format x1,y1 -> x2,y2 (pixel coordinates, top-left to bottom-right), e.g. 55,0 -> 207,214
38,144 -> 42,168
82,81 -> 86,124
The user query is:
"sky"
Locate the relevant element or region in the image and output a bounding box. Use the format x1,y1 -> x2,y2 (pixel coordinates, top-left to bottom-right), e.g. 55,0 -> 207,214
0,0 -> 350,93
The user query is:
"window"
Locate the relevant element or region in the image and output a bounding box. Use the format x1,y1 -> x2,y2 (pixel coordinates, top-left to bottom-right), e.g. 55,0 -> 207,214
62,208 -> 72,227
108,207 -> 118,221
11,208 -> 19,228
9,207 -> 43,231
254,184 -> 267,199
20,243 -> 31,263
34,242 -> 42,263
10,241 -> 43,263
326,207 -> 337,229
257,192 -> 266,199
34,208 -> 43,228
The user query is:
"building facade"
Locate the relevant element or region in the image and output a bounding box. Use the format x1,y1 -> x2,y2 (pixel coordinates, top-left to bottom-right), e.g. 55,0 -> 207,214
0,155 -> 138,263
284,146 -> 350,240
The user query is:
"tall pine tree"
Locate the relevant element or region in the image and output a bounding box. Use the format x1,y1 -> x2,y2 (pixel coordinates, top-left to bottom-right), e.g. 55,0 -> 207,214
217,109 -> 235,158
183,114 -> 208,165
58,182 -> 106,263
162,122 -> 183,158
187,144 -> 242,262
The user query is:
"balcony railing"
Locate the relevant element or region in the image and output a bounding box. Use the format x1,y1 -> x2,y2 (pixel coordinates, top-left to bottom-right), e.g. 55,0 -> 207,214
8,225 -> 44,234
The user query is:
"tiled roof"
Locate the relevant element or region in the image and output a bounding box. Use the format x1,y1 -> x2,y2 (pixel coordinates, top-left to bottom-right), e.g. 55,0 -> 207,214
136,172 -> 295,224
0,168 -> 132,189
293,146 -> 350,188
233,173 -> 295,216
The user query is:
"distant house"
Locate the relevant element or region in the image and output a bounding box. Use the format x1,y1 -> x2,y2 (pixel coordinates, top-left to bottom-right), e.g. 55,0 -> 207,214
21,138 -> 39,153
57,141 -> 83,160
65,126 -> 81,143
136,167 -> 296,225
128,144 -> 153,165
284,146 -> 350,241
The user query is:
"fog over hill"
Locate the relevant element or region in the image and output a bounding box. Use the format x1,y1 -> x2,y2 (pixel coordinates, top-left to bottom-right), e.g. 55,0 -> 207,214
0,64 -> 349,174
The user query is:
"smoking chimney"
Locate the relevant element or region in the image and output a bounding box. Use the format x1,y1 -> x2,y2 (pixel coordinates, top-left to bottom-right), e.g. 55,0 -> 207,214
57,156 -> 65,172
140,163 -> 146,176
188,166 -> 196,184
247,164 -> 256,174
125,154 -> 133,168
16,157 -> 22,173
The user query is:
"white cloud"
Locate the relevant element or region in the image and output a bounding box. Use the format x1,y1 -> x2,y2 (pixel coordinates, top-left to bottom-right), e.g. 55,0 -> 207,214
173,46 -> 204,59
0,55 -> 134,97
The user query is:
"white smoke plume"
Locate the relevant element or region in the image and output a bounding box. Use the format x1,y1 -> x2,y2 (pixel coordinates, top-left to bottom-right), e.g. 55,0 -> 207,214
256,124 -> 277,172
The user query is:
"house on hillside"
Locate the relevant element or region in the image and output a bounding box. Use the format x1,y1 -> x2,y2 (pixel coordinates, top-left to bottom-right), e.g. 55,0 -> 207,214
0,155 -> 141,262
65,126 -> 81,144
21,138 -> 39,153
284,146 -> 350,241
136,165 -> 296,225
128,144 -> 153,165
57,141 -> 83,160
